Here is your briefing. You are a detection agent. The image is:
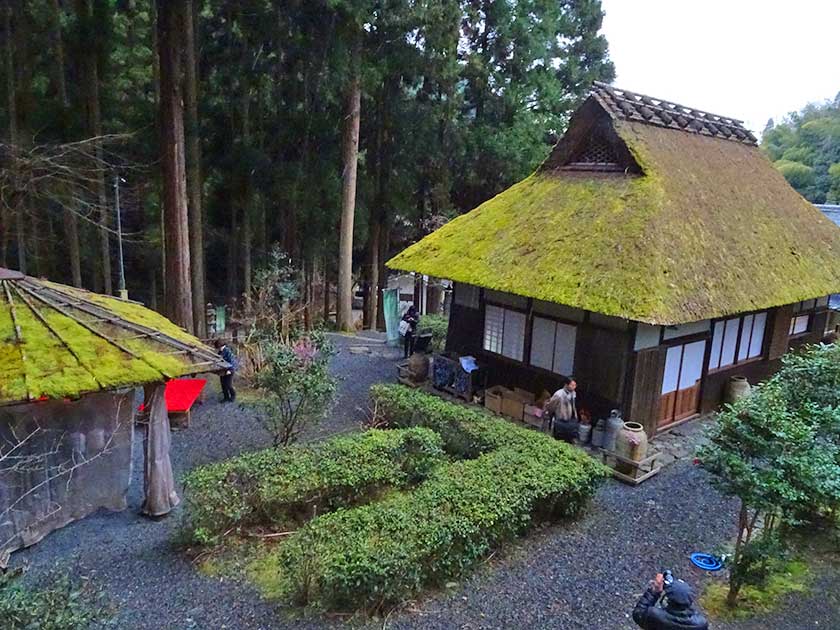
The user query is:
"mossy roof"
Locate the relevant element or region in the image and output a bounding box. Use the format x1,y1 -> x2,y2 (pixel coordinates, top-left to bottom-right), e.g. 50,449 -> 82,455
0,269 -> 227,406
388,90 -> 840,325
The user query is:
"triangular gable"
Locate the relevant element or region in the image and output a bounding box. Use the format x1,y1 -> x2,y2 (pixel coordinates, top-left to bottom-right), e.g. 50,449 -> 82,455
540,97 -> 642,174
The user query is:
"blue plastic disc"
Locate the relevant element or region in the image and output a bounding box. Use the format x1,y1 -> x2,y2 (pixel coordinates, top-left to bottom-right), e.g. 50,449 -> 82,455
690,552 -> 723,571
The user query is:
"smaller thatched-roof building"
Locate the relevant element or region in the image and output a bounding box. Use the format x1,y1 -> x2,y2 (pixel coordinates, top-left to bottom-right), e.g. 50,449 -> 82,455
0,268 -> 227,554
389,84 -> 840,435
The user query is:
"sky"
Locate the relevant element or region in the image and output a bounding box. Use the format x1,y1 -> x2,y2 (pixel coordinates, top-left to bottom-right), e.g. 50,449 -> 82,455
599,0 -> 840,136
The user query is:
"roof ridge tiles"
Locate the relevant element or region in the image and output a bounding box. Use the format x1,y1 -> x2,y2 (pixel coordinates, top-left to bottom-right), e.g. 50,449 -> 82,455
591,82 -> 757,145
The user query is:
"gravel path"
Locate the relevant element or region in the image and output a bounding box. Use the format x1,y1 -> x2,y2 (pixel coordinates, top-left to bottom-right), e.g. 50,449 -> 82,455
12,335 -> 398,630
9,337 -> 839,629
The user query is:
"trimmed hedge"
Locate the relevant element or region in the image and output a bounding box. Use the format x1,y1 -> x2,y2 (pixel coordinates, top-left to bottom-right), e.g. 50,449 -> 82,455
265,434 -> 608,610
370,383 -> 545,457
182,427 -> 446,544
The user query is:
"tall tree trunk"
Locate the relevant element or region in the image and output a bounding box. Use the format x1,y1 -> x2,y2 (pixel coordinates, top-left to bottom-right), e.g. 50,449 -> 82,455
240,85 -> 252,304
49,0 -> 82,285
303,256 -> 312,331
50,0 -> 68,108
5,0 -> 26,274
367,220 -> 380,330
323,250 -> 330,325
15,208 -> 25,274
242,207 -> 251,302
336,35 -> 361,332
0,2 -> 12,268
226,199 -> 238,300
157,0 -> 193,331
375,223 -> 389,330
182,0 -> 205,336
149,269 -> 158,311
64,210 -> 82,287
74,0 -> 111,293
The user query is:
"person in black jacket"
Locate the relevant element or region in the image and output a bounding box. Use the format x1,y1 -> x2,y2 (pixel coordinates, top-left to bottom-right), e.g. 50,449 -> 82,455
632,573 -> 709,630
214,339 -> 237,403
401,305 -> 419,358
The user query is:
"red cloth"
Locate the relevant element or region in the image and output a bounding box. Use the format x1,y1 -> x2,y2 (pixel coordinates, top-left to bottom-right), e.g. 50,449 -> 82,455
138,379 -> 206,413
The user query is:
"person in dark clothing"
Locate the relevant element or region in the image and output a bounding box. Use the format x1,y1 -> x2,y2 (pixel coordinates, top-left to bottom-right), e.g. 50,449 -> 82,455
401,305 -> 419,358
543,377 -> 579,444
214,339 -> 237,403
633,573 -> 709,630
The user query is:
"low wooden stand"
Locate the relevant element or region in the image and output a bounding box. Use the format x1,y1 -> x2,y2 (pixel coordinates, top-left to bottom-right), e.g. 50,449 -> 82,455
600,450 -> 661,486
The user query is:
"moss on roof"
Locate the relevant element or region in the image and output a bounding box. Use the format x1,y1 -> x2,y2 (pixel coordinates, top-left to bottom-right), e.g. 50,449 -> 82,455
0,274 -> 226,406
388,100 -> 840,325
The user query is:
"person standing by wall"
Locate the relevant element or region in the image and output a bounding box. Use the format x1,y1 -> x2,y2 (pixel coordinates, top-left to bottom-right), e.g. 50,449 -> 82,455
400,305 -> 419,359
215,339 -> 237,403
543,377 -> 578,443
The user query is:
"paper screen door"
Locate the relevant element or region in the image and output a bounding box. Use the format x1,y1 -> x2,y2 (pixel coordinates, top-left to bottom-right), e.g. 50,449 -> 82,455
659,340 -> 706,428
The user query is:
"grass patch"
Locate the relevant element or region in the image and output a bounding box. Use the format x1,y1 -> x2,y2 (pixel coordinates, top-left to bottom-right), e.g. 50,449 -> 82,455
701,559 -> 812,621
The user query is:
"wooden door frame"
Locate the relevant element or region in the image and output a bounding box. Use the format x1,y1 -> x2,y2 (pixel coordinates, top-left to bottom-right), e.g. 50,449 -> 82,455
658,337 -> 707,429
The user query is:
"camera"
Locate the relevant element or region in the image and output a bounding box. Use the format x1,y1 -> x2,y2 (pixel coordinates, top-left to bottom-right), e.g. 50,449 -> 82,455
662,570 -> 674,587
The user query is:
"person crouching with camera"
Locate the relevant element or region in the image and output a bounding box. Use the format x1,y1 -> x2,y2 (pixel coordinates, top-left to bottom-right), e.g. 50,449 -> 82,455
632,572 -> 708,630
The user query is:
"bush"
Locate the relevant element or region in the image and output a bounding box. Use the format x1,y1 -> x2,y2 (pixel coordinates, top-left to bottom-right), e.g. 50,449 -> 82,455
251,331 -> 337,447
418,314 -> 448,353
268,435 -> 607,610
370,383 -> 549,457
0,571 -> 106,629
182,428 -> 446,544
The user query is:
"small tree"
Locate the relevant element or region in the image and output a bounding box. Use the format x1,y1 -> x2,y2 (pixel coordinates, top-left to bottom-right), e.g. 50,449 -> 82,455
699,343 -> 840,607
252,332 -> 337,447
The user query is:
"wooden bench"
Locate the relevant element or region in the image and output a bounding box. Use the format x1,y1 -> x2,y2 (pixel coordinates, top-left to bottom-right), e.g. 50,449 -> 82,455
600,449 -> 661,486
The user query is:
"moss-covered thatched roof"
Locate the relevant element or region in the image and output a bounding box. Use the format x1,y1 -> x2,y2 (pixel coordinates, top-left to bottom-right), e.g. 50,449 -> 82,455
388,86 -> 840,325
0,268 -> 227,406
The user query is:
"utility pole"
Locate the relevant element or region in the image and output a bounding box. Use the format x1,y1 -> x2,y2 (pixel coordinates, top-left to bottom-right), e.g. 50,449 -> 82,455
115,173 -> 127,299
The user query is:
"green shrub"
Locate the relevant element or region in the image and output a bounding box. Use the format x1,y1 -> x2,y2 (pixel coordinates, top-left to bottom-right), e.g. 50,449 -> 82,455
267,435 -> 607,610
182,427 -> 446,544
418,314 -> 449,353
0,571 -> 106,629
370,383 -> 546,457
699,342 -> 840,607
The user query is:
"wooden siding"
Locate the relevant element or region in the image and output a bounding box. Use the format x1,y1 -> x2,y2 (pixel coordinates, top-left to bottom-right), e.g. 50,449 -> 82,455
700,357 -> 781,413
445,296 -> 631,419
768,304 -> 793,360
445,302 -> 483,355
445,296 -> 831,437
629,347 -> 666,436
574,326 -> 631,404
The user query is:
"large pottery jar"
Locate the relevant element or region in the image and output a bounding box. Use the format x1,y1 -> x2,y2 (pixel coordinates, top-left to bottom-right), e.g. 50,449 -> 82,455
615,422 -> 648,475
725,376 -> 751,404
604,409 -> 624,452
407,353 -> 430,383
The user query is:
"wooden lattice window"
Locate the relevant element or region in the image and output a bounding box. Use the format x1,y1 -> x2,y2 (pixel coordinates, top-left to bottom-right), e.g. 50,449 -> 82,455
564,135 -> 623,171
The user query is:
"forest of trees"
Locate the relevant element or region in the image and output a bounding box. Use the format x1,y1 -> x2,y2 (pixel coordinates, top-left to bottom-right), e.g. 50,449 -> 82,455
0,0 -> 614,333
762,93 -> 840,204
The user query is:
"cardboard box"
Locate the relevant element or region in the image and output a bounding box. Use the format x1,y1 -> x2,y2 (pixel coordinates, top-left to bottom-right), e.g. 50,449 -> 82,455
501,390 -> 532,421
514,388 -> 536,404
484,386 -> 509,414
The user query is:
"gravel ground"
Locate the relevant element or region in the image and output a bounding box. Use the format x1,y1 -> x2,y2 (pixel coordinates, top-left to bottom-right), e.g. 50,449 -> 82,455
9,336 -> 839,629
